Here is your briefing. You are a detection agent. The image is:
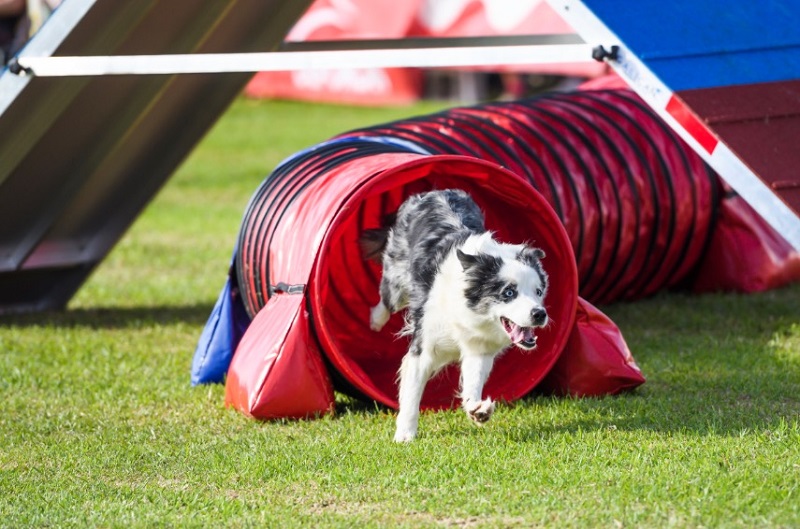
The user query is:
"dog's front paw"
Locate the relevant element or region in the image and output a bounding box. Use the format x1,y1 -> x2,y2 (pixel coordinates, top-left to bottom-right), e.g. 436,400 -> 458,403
394,428 -> 417,443
394,412 -> 419,442
464,398 -> 495,425
370,302 -> 390,332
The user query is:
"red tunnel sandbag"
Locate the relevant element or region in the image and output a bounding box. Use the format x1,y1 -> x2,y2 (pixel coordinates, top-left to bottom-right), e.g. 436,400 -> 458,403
225,293 -> 335,419
226,152 -> 580,415
537,298 -> 645,397
691,188 -> 800,293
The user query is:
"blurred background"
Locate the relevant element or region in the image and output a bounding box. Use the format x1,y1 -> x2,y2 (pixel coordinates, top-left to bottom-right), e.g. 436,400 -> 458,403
244,0 -> 609,104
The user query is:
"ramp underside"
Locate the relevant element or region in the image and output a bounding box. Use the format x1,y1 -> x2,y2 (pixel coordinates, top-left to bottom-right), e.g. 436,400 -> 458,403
0,0 -> 311,312
675,80 -> 800,214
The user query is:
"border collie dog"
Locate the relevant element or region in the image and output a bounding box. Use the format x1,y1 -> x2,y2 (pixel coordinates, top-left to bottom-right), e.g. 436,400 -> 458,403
364,189 -> 549,442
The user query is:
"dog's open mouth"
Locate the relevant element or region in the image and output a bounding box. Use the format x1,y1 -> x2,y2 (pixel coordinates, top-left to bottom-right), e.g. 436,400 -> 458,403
501,317 -> 538,349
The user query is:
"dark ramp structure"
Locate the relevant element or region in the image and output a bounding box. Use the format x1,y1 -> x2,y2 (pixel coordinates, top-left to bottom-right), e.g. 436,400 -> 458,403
0,0 -> 312,313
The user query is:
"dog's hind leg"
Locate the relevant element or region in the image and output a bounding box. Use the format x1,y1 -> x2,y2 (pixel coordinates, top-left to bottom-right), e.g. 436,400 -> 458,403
394,338 -> 434,442
460,354 -> 496,425
370,301 -> 391,332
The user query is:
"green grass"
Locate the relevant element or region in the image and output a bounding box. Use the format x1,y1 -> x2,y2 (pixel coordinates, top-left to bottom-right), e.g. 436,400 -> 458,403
2,98 -> 799,528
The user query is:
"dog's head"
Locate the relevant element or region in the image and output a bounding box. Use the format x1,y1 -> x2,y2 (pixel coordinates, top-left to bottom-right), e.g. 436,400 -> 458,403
457,242 -> 548,350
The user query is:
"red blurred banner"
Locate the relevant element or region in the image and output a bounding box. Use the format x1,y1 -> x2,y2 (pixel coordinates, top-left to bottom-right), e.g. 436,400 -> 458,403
245,0 -> 605,105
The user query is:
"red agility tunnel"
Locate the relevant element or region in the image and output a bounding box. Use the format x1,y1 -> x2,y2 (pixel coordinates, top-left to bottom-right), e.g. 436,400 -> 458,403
201,87 -> 799,419
226,149 -> 582,416
342,89 -> 721,305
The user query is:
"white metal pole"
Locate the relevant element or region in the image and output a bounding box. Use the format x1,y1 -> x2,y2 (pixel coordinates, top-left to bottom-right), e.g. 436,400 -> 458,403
12,44 -> 594,77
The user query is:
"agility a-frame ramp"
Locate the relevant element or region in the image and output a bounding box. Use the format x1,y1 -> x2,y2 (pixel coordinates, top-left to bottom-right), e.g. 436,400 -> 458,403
551,0 -> 800,252
1,0 -> 799,314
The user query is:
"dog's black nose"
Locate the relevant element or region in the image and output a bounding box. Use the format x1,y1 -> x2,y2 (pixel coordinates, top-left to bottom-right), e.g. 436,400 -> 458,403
532,308 -> 547,325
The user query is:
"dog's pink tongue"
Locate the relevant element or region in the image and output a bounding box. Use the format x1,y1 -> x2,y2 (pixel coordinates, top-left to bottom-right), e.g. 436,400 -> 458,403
509,323 -> 535,344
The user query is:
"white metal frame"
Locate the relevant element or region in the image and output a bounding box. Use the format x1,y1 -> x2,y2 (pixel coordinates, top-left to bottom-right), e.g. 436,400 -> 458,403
10,35 -> 594,77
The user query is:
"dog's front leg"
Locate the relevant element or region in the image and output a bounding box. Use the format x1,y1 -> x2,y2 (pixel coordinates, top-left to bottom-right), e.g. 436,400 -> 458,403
460,354 -> 496,425
394,342 -> 434,442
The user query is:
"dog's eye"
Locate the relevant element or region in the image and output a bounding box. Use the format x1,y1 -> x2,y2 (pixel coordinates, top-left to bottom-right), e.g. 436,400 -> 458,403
536,288 -> 543,297
502,286 -> 517,299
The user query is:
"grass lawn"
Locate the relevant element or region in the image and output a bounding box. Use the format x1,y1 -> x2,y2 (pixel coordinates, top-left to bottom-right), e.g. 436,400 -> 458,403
1,98 -> 799,528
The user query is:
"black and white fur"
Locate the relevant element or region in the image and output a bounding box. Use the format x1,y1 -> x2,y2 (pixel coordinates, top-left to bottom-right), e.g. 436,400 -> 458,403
365,189 -> 549,442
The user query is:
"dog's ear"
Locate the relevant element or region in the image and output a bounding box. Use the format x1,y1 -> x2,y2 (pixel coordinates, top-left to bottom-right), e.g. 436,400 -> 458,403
518,247 -> 545,265
360,228 -> 390,262
359,213 -> 398,262
457,249 -> 479,270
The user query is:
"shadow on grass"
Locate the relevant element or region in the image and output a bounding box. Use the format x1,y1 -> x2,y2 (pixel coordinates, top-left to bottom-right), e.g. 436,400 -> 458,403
335,394 -> 392,415
0,303 -> 213,329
